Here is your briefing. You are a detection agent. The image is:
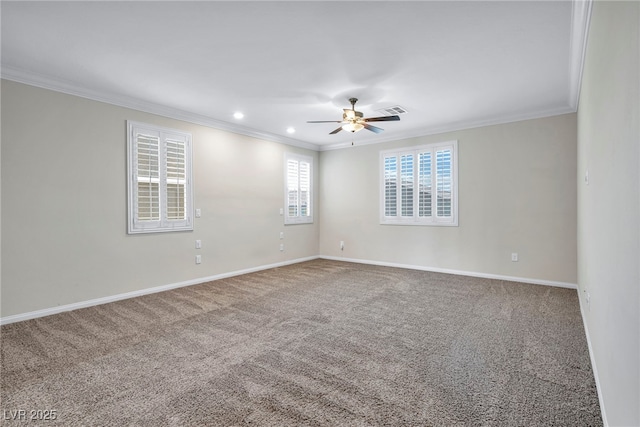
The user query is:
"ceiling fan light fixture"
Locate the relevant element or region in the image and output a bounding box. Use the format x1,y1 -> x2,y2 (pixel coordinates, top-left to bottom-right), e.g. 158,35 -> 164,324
342,122 -> 364,133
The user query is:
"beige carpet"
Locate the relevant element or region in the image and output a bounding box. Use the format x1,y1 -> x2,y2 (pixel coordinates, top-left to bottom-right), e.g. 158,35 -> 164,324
1,259 -> 602,426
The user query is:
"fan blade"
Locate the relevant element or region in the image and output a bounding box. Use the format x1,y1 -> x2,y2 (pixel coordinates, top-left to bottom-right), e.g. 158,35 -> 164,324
307,120 -> 343,123
363,123 -> 384,134
363,115 -> 400,122
329,126 -> 343,135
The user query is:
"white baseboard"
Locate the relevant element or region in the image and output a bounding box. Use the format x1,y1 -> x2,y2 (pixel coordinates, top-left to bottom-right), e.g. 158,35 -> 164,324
0,254 -> 578,325
577,286 -> 609,426
0,256 -> 319,326
319,255 -> 578,289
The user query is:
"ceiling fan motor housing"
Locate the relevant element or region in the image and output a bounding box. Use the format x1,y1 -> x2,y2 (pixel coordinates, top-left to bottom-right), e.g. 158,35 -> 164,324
343,110 -> 363,121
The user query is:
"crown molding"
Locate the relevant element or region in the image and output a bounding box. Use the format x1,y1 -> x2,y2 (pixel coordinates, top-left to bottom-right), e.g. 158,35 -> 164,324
568,0 -> 593,110
319,105 -> 576,151
0,66 -> 320,152
3,0 -> 591,155
2,65 -> 578,154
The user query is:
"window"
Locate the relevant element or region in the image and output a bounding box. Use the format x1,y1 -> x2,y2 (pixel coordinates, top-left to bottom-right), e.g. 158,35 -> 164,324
380,141 -> 458,226
284,152 -> 313,224
127,121 -> 193,234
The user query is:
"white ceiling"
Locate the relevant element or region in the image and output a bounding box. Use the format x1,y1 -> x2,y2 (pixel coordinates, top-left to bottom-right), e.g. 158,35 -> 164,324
1,1 -> 591,151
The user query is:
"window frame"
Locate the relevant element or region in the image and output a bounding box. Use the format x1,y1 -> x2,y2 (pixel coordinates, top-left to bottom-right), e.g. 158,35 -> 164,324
380,140 -> 458,226
284,152 -> 313,225
127,121 -> 194,234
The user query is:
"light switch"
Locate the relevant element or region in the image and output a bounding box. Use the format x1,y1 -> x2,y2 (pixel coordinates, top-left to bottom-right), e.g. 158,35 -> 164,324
195,240 -> 201,249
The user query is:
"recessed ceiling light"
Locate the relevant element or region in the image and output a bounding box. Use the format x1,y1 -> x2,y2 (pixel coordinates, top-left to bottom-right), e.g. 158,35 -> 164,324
233,112 -> 244,119
286,127 -> 295,134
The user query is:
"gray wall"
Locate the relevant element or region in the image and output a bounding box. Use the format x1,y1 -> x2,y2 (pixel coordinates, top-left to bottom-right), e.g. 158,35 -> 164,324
319,114 -> 578,285
577,1 -> 640,426
1,80 -> 319,318
2,81 -> 580,320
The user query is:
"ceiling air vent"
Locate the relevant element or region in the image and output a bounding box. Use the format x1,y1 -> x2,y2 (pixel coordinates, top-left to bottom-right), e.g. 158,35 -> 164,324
377,105 -> 408,116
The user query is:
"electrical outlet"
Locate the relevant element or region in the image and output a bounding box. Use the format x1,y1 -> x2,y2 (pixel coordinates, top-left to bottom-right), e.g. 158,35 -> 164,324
195,208 -> 202,218
340,241 -> 345,251
586,291 -> 591,311
511,252 -> 518,262
279,232 -> 284,239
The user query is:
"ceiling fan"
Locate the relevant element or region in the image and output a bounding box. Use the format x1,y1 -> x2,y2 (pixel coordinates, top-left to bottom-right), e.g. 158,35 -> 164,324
307,98 -> 400,134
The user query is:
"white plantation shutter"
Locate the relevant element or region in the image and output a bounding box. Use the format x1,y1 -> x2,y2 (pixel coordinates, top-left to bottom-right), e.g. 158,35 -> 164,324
400,154 -> 414,217
287,158 -> 299,217
384,156 -> 397,217
165,138 -> 186,220
436,148 -> 452,218
381,141 -> 457,226
128,122 -> 193,234
299,161 -> 310,217
418,152 -> 432,218
136,134 -> 160,221
285,153 -> 313,224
